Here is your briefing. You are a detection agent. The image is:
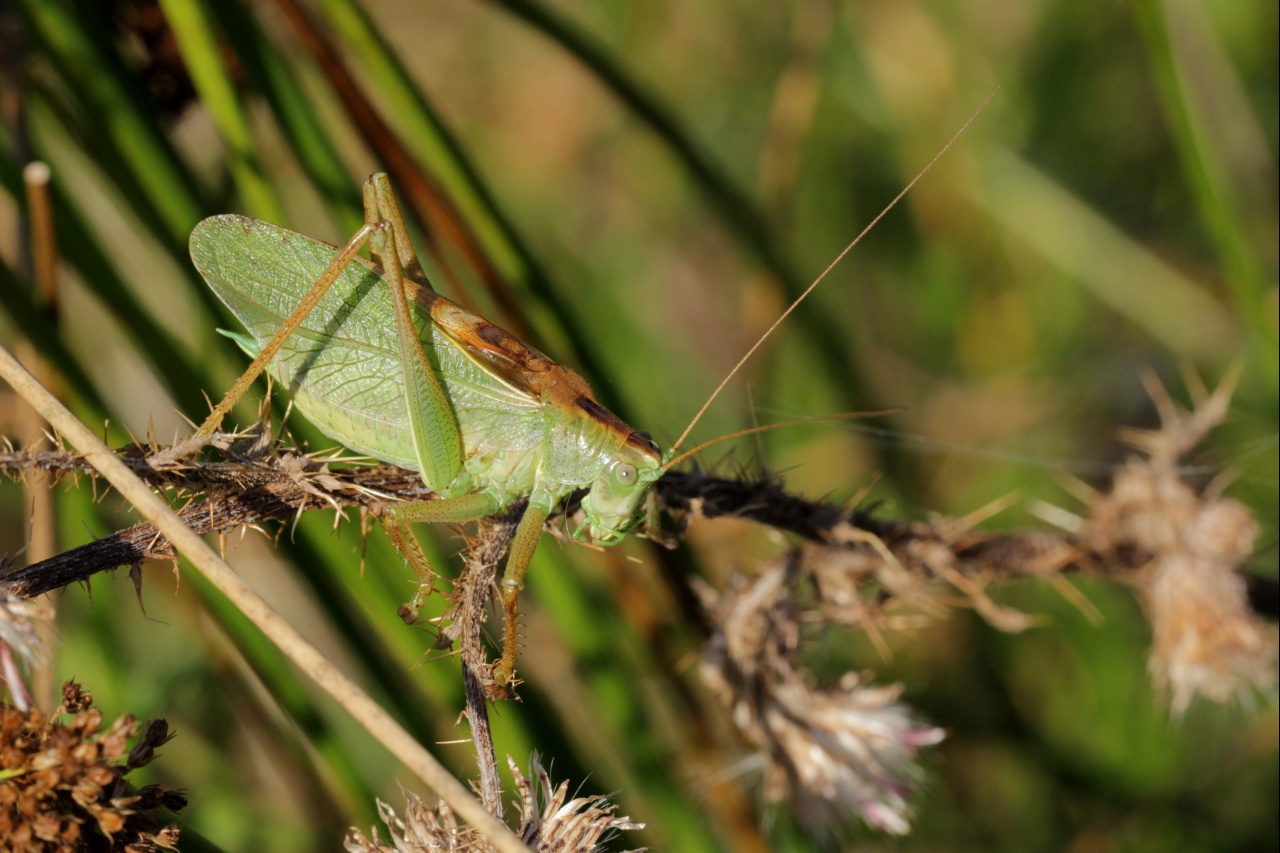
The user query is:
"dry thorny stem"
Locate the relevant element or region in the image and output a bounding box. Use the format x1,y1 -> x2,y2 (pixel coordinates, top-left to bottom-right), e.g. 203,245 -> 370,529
451,507 -> 526,820
0,410 -> 1273,619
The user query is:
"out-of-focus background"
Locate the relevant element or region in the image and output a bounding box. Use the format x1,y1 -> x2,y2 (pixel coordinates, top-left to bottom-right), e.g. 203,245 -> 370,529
0,0 -> 1275,850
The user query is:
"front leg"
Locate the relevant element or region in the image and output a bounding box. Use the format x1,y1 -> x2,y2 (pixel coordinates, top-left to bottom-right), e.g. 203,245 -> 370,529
492,502 -> 549,686
384,492 -> 548,687
381,492 -> 499,623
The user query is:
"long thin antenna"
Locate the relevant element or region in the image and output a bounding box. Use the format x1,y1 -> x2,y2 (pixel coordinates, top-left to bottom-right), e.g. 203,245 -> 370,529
667,88 -> 1000,456
662,410 -> 897,472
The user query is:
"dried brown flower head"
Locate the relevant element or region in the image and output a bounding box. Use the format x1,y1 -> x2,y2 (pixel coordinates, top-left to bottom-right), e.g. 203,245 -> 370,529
1085,371 -> 1276,714
0,681 -> 184,852
698,558 -> 943,836
345,754 -> 644,853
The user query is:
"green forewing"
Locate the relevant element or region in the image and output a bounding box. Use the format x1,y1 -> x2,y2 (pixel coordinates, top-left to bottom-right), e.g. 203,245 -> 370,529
190,215 -> 543,484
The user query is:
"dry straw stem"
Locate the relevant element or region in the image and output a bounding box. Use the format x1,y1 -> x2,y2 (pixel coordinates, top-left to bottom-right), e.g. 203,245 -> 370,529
0,343 -> 532,853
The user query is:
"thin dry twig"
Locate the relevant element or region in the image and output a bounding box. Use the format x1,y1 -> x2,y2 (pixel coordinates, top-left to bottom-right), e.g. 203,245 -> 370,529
454,507 -> 527,817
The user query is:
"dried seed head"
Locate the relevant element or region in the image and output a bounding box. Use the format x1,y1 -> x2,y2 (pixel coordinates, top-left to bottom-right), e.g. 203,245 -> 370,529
699,559 -> 942,836
0,681 -> 183,852
508,754 -> 644,852
344,792 -> 480,852
345,754 -> 644,853
1085,373 -> 1276,714
1088,462 -> 1274,714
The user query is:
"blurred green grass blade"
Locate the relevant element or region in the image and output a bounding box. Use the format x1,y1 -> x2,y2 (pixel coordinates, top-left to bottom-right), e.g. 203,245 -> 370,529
20,6 -> 232,339
976,147 -> 1238,361
485,0 -> 876,423
279,518 -> 611,822
285,513 -> 686,845
182,567 -> 380,834
279,0 -> 528,316
284,520 -> 456,748
0,145 -> 218,418
1132,0 -> 1276,365
27,91 -> 231,333
26,82 -> 177,255
158,0 -> 286,223
203,1 -> 363,232
308,0 -> 868,435
305,0 -> 527,284
0,255 -> 108,419
486,0 -> 783,277
234,508 -> 548,792
17,0 -> 206,246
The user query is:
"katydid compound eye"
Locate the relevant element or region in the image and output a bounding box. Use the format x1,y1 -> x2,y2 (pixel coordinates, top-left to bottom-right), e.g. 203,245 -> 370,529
615,462 -> 638,484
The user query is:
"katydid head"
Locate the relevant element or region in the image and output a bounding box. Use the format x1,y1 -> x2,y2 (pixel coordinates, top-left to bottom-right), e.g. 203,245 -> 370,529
576,435 -> 664,545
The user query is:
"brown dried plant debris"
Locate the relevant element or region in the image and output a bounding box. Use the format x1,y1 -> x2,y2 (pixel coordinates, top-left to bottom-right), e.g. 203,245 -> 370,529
693,372 -> 1276,715
0,680 -> 184,852
344,754 -> 644,853
697,556 -> 944,837
1080,370 -> 1276,714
